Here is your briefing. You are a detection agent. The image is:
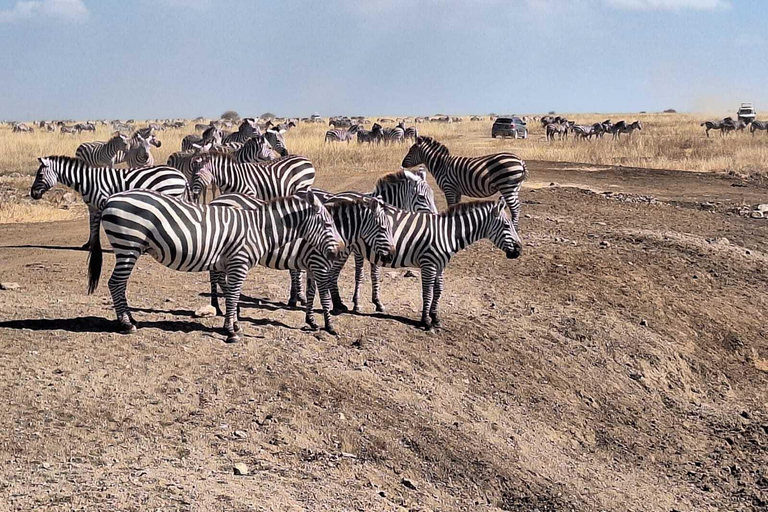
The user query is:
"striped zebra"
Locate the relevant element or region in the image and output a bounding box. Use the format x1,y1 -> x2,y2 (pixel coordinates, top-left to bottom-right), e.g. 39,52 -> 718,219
325,124 -> 360,143
208,193 -> 393,334
75,133 -> 131,168
357,123 -> 384,144
230,135 -> 276,163
86,189 -> 344,343
404,126 -> 419,142
264,129 -> 289,157
331,198 -> 522,328
401,136 -> 528,228
122,133 -> 155,167
182,125 -> 222,151
611,120 -> 642,140
190,153 -> 315,203
30,155 -> 188,249
222,118 -> 260,144
750,120 -> 768,136
382,123 -> 405,144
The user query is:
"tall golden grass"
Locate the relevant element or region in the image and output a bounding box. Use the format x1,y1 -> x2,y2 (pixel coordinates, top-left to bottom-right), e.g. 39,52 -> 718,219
1,112 -> 766,224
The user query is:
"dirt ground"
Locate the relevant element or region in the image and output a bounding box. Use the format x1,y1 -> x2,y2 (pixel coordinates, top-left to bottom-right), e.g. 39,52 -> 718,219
0,162 -> 767,512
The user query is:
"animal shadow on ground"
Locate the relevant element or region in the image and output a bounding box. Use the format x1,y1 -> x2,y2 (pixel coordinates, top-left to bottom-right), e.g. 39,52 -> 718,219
134,306 -> 297,330
0,315 -> 220,335
0,244 -> 111,253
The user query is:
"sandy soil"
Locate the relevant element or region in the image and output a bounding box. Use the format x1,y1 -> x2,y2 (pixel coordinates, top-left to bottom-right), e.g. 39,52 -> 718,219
0,163 -> 767,511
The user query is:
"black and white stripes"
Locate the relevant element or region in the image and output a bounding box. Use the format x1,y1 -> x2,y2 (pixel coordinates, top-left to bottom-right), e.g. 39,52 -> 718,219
75,133 -> 130,168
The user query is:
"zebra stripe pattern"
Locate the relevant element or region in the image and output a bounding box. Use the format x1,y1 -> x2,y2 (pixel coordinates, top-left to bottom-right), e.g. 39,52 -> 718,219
122,133 -> 155,167
87,189 -> 344,343
182,125 -> 222,151
401,136 -> 528,228
325,124 -> 360,143
357,123 -> 383,144
222,118 -> 261,145
230,135 -> 276,163
334,198 -> 522,328
31,155 -> 188,248
264,129 -> 288,157
75,133 -> 131,168
382,123 -> 405,144
190,153 -> 315,202
209,192 -> 393,334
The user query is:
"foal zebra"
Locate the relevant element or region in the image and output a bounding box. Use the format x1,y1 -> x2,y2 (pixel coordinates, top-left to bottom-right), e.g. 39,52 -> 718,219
190,153 -> 315,203
331,198 -> 522,329
209,193 -> 393,334
401,136 -> 528,228
87,189 -> 344,343
75,133 -> 131,168
30,155 -> 188,249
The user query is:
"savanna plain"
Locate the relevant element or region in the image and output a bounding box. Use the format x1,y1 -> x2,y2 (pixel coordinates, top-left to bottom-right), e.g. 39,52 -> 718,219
0,113 -> 767,511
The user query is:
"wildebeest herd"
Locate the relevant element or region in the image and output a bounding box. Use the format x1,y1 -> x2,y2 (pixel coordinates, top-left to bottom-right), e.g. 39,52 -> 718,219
26,118 -> 526,343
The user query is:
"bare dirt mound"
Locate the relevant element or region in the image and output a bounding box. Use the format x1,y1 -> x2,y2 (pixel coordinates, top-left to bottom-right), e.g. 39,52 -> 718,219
0,164 -> 767,511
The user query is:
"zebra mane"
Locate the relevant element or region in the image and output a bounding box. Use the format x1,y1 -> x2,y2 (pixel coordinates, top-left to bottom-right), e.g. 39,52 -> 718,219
419,136 -> 449,155
439,199 -> 497,217
375,169 -> 412,187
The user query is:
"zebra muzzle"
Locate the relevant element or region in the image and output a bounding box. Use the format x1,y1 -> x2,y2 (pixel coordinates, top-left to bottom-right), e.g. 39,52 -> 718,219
505,247 -> 521,259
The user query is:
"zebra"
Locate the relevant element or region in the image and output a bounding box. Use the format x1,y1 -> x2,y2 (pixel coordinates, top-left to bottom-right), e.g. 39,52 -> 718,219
30,155 -> 188,249
122,133 -> 155,167
190,153 -> 316,203
222,118 -> 260,144
60,126 -> 77,134
382,123 -> 405,144
357,123 -> 384,144
12,123 -> 34,133
750,120 -> 768,136
86,189 -> 344,343
325,124 -> 360,143
330,198 -> 521,329
208,193 -> 394,334
329,117 -> 353,128
404,126 -> 419,142
571,125 -> 594,140
264,129 -> 289,157
75,133 -> 131,168
182,125 -> 222,151
401,136 -> 528,229
229,135 -> 276,163
611,120 -> 642,140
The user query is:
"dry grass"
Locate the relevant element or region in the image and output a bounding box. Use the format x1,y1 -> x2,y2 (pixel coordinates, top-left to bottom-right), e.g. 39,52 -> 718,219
1,112 -> 767,223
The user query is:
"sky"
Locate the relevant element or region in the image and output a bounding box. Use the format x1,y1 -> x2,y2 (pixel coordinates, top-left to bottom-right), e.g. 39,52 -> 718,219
0,0 -> 766,120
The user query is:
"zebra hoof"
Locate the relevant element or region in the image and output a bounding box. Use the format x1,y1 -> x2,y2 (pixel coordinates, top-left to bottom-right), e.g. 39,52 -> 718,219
352,305 -> 361,314
119,323 -> 137,334
306,319 -> 319,331
80,241 -> 91,251
374,304 -> 386,313
324,326 -> 338,336
297,295 -> 307,305
225,334 -> 240,344
331,304 -> 349,315
430,315 -> 441,326
288,298 -> 298,308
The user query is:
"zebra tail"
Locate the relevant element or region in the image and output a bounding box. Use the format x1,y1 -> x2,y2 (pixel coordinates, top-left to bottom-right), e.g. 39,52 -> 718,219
87,229 -> 103,294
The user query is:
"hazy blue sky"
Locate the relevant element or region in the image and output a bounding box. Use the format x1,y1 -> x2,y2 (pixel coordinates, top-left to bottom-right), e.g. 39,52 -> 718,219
0,0 -> 766,120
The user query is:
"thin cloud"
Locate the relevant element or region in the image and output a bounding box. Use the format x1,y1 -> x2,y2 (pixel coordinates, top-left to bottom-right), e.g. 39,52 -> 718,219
0,0 -> 89,23
604,0 -> 730,10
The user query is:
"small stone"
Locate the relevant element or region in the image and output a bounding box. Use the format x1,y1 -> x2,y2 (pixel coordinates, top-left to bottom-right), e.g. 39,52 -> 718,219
751,211 -> 764,219
715,237 -> 730,246
401,478 -> 417,490
233,463 -> 249,475
403,270 -> 417,278
233,430 -> 248,439
599,241 -> 610,248
740,411 -> 751,420
379,491 -> 387,498
756,204 -> 768,213
524,214 -> 532,219
640,319 -> 648,327
595,222 -> 607,226
338,412 -> 346,421
194,304 -> 216,318
0,282 -> 20,291
341,452 -> 357,459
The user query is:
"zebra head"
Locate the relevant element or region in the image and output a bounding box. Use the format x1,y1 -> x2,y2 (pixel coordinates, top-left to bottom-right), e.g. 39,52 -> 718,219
401,136 -> 445,170
189,155 -> 216,202
294,189 -> 345,262
358,196 -> 395,264
112,132 -> 131,152
487,197 -> 522,259
375,168 -> 438,214
265,129 -> 288,157
31,156 -> 60,200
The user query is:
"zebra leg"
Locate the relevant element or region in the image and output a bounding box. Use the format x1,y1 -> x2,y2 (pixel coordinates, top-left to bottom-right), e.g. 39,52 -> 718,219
419,265 -> 437,330
209,270 -> 224,316
352,252 -> 365,313
317,269 -> 336,334
108,251 -> 140,334
222,261 -> 248,343
429,270 -> 445,327
304,273 -> 319,331
288,270 -> 306,307
370,264 -> 385,313
82,205 -> 100,250
330,253 -> 351,314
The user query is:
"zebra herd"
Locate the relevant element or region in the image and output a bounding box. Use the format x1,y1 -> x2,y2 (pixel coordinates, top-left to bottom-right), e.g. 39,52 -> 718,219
542,117 -> 643,141
325,121 -> 418,145
29,125 -> 526,343
700,117 -> 768,137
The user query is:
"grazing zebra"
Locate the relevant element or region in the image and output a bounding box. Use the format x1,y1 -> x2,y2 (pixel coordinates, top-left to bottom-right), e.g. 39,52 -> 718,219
87,189 -> 344,343
571,125 -> 594,140
404,126 -> 419,142
750,120 -> 768,136
182,125 -> 222,151
12,123 -> 34,133
75,133 -> 131,168
264,129 -> 289,156
190,153 -> 315,203
30,155 -> 188,249
331,198 -> 521,328
325,124 -> 360,143
382,123 -> 405,144
611,120 -> 642,139
222,118 -> 260,144
60,126 -> 77,134
230,135 -> 275,163
122,133 -> 155,167
357,123 -> 384,144
74,122 -> 96,133
208,193 -> 393,334
401,136 -> 527,228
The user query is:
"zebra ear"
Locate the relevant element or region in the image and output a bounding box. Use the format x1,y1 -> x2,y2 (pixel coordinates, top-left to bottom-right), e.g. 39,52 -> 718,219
417,167 -> 427,181
493,197 -> 506,217
415,136 -> 424,144
38,157 -> 48,166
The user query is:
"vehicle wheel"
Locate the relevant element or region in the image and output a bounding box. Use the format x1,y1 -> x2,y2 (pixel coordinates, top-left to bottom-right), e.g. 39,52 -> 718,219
513,132 -> 518,140
492,134 -> 496,138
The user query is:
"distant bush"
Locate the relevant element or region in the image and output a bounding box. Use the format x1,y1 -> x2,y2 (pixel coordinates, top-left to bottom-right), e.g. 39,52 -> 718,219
261,112 -> 275,120
221,111 -> 240,121
548,111 -> 556,115
664,109 -> 677,114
